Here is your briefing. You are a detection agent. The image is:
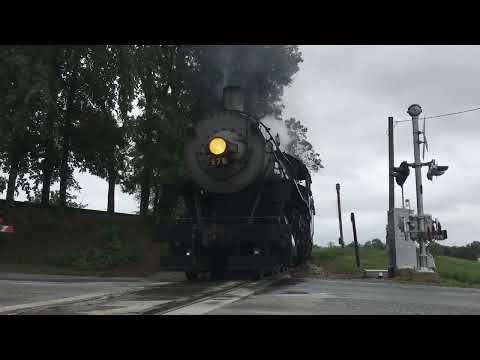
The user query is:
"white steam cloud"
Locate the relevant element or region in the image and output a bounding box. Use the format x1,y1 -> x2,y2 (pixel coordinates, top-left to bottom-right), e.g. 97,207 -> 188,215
260,116 -> 292,152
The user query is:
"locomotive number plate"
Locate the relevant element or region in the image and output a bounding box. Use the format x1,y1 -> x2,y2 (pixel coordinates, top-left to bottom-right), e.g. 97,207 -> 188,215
208,156 -> 228,166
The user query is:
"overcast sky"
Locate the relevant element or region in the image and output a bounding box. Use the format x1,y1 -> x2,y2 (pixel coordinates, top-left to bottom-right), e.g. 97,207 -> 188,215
282,45 -> 480,247
6,45 -> 480,247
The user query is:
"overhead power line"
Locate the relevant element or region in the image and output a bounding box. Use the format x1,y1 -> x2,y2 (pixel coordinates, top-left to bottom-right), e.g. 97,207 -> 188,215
395,105 -> 480,124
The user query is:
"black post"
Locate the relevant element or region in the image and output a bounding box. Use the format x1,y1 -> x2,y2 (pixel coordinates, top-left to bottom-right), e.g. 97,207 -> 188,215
350,212 -> 361,269
336,183 -> 345,248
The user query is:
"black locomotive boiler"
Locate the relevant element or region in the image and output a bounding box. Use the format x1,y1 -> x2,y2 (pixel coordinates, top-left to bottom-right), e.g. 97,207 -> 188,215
158,87 -> 315,280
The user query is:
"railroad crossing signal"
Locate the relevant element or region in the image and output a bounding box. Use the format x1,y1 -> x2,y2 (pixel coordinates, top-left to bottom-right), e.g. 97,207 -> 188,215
407,215 -> 448,242
394,159 -> 448,183
393,161 -> 410,187
426,159 -> 449,181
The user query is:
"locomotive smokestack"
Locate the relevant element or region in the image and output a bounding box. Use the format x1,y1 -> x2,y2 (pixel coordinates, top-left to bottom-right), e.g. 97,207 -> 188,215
223,86 -> 244,112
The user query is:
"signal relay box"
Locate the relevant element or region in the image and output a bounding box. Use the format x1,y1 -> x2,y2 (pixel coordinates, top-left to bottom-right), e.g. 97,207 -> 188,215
388,207 -> 417,270
388,208 -> 445,271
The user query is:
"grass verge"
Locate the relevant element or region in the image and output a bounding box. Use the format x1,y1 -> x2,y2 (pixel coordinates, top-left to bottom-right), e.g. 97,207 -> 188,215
311,246 -> 480,287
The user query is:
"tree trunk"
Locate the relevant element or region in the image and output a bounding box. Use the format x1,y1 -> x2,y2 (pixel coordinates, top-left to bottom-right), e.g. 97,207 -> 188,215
152,184 -> 163,218
42,46 -> 60,206
58,121 -> 72,208
59,56 -> 78,208
107,161 -> 116,215
138,64 -> 155,217
6,157 -> 19,206
139,167 -> 152,216
41,141 -> 54,205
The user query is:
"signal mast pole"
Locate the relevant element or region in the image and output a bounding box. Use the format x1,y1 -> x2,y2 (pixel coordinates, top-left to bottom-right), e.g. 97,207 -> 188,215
407,104 -> 428,271
387,116 -> 396,275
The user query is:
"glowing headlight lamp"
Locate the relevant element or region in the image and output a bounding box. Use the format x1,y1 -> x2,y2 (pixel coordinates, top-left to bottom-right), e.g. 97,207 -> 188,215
208,137 -> 227,155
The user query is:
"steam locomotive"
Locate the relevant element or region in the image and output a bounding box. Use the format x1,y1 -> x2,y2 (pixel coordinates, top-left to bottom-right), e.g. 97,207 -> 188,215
158,87 -> 315,280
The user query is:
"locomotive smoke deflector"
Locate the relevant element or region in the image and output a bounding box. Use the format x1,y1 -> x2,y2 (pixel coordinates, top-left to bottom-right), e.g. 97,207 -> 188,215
223,86 -> 245,112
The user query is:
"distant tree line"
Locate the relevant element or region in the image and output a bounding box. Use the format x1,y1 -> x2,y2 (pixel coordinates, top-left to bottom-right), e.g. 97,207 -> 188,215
0,45 -> 321,218
322,238 -> 387,249
344,238 -> 386,249
430,241 -> 480,261
321,237 -> 480,262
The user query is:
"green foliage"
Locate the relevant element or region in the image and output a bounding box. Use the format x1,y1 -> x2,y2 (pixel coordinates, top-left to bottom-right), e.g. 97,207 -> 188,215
0,46 -> 47,198
53,244 -> 140,270
76,46 -> 130,179
430,241 -> 480,261
53,224 -> 143,270
27,189 -> 87,209
0,176 -> 6,193
364,238 -> 386,250
284,117 -> 323,172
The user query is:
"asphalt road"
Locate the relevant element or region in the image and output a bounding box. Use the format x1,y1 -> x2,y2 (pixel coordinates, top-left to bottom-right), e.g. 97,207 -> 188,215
210,277 -> 480,315
0,271 -> 183,314
2,272 -> 480,315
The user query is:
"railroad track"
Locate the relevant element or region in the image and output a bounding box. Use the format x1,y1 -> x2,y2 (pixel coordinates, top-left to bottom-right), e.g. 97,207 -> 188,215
2,272 -> 289,315
149,275 -> 285,315
158,267 -> 302,314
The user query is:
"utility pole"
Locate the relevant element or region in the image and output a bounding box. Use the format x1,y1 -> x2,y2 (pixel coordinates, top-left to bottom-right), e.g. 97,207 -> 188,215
407,104 -> 428,271
387,116 -> 396,275
350,212 -> 361,268
401,186 -> 405,208
336,183 -> 345,248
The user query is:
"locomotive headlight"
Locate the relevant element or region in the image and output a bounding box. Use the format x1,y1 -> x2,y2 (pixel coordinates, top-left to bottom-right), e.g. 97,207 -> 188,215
208,137 -> 227,155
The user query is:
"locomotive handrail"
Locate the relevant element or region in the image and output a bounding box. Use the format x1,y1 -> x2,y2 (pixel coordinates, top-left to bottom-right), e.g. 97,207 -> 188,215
257,120 -> 309,206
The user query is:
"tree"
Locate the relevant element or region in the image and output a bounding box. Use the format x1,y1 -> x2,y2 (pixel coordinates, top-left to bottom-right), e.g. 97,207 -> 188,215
56,47 -> 89,209
27,188 -> 87,209
364,238 -> 386,250
122,45 -> 164,216
123,45 -> 197,216
284,117 -> 324,172
76,45 -> 135,214
431,241 -> 480,261
0,46 -> 47,205
0,176 -> 6,194
23,46 -> 83,207
17,46 -> 62,206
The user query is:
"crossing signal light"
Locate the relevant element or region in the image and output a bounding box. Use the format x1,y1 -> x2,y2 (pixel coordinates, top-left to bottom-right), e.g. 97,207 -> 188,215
393,161 -> 410,187
427,160 -> 448,181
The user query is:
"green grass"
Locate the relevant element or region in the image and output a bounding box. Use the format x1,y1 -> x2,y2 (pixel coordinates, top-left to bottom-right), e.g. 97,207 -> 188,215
311,246 -> 388,275
435,255 -> 480,286
311,246 -> 480,286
